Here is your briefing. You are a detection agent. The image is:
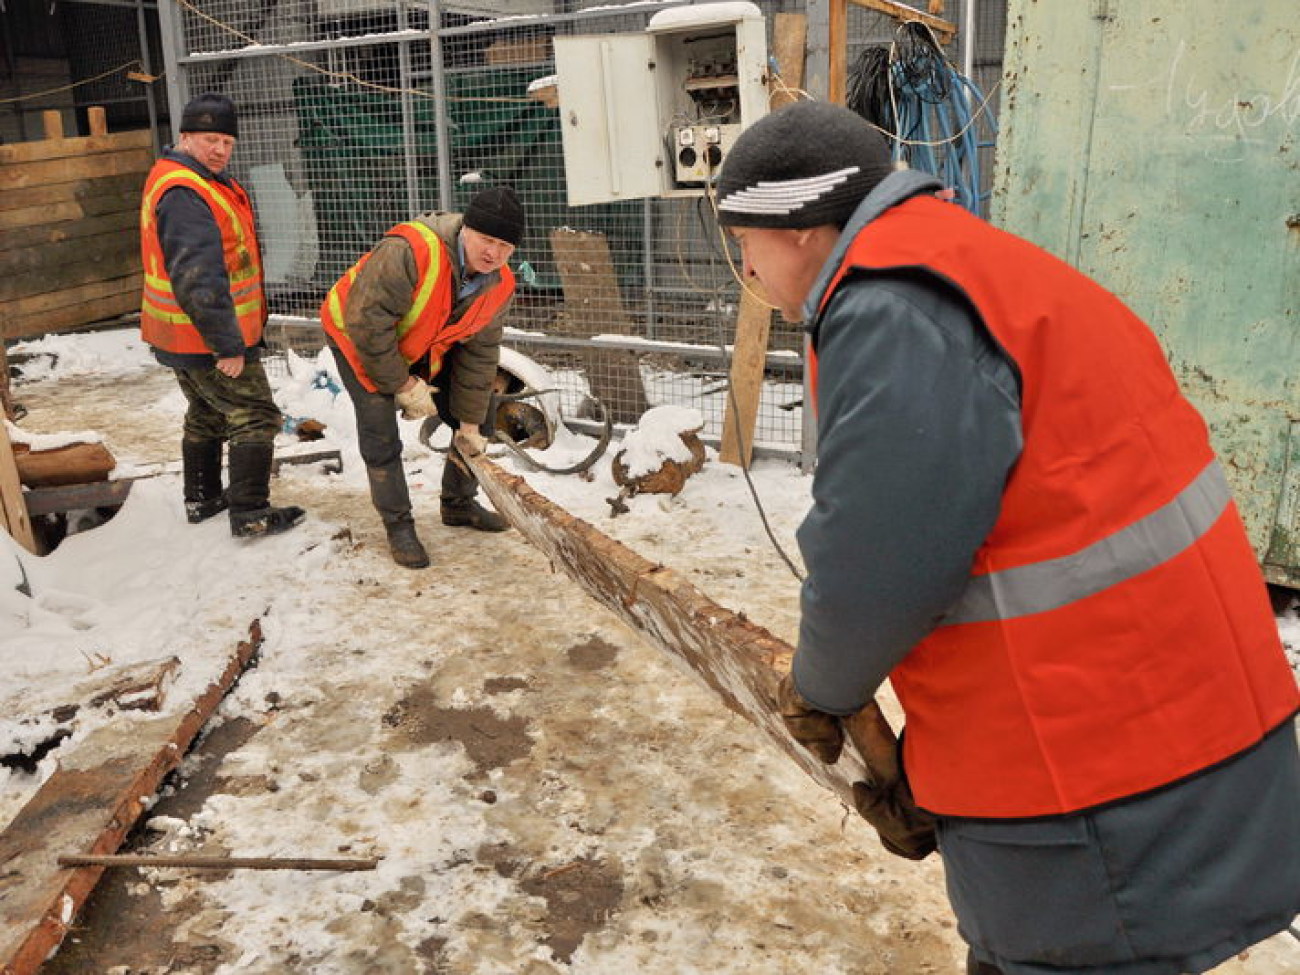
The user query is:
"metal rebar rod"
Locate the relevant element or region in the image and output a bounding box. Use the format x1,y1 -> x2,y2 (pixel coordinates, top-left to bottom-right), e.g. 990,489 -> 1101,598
59,854 -> 379,872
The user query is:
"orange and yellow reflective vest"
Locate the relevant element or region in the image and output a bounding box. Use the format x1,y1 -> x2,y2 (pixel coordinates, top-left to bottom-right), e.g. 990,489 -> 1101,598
139,159 -> 266,354
319,221 -> 515,392
813,194 -> 1299,818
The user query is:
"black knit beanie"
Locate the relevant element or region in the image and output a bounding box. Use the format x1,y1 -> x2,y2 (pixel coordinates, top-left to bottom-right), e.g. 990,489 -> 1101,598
463,187 -> 526,245
716,101 -> 893,229
180,92 -> 239,138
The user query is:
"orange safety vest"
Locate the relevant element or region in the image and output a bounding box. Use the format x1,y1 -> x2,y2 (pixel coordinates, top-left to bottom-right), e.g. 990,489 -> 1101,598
319,221 -> 515,393
139,159 -> 266,354
813,194 -> 1299,818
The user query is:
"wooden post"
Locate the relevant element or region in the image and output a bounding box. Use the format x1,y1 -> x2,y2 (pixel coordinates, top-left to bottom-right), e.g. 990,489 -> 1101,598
830,0 -> 848,104
87,106 -> 107,137
41,111 -> 63,141
0,421 -> 36,553
719,284 -> 773,467
770,13 -> 808,108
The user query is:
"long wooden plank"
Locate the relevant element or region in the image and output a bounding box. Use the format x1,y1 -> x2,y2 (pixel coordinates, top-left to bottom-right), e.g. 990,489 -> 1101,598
4,287 -> 139,340
0,149 -> 154,193
466,455 -> 900,808
0,129 -> 151,166
0,229 -> 139,280
0,621 -> 264,975
719,284 -> 773,467
0,248 -> 141,305
1,275 -> 139,320
0,210 -> 138,253
0,173 -> 143,215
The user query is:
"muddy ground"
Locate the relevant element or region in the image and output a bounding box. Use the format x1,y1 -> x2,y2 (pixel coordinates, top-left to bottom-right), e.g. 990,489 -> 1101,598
11,361 -> 1296,975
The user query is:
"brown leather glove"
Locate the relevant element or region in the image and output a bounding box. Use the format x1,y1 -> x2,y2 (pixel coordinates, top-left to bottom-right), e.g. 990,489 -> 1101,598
776,672 -> 844,764
851,775 -> 938,861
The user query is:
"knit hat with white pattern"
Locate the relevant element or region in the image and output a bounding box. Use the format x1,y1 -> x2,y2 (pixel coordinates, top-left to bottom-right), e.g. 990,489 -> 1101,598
716,101 -> 892,230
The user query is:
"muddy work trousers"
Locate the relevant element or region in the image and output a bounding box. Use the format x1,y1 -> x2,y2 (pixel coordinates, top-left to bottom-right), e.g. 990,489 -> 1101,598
329,341 -> 486,524
173,361 -> 282,446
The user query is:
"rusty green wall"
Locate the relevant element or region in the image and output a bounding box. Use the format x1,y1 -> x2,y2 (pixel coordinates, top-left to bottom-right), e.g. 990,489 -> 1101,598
992,0 -> 1300,584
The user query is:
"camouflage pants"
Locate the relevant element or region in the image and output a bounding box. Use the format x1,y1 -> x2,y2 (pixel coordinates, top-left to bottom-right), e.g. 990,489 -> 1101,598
173,360 -> 281,445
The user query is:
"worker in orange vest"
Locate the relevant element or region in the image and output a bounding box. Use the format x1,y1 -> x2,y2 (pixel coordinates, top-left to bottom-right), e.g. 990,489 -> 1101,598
319,188 -> 523,569
716,101 -> 1299,975
139,92 -> 304,538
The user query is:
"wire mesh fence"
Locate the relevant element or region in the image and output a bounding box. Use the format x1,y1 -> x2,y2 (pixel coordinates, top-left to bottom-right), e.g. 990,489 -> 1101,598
5,0 -> 1004,460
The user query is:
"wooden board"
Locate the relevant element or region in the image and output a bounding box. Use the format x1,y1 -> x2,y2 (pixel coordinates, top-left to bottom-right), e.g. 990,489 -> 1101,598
0,622 -> 264,975
467,455 -> 900,808
548,228 -> 650,425
0,421 -> 36,554
719,283 -> 773,467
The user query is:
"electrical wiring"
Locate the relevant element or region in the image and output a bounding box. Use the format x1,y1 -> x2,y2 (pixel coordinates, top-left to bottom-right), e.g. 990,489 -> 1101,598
846,21 -> 998,215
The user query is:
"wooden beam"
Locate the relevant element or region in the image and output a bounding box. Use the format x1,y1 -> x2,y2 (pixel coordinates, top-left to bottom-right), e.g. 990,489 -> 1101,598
770,13 -> 807,108
0,148 -> 155,193
41,110 -> 63,141
13,441 -> 116,488
0,129 -> 152,166
719,283 -> 773,467
830,0 -> 848,104
466,455 -> 901,810
21,479 -> 132,518
86,107 -> 107,137
0,622 -> 265,975
0,421 -> 36,553
850,0 -> 957,40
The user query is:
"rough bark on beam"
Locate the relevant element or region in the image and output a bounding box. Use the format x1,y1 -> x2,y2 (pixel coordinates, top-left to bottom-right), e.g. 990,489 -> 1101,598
0,622 -> 264,975
466,455 -> 900,810
13,441 -> 115,488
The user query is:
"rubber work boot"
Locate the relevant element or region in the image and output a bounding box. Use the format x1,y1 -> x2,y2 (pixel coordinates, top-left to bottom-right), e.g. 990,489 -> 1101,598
385,520 -> 430,569
440,453 -> 508,532
182,438 -> 228,524
364,463 -> 428,567
226,441 -> 305,538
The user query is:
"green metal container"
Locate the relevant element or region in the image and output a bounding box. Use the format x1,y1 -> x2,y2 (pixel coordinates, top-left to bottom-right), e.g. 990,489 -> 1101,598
992,0 -> 1300,585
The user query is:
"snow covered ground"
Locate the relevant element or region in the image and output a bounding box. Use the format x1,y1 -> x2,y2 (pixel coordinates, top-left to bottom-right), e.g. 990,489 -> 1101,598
3,326 -> 1298,974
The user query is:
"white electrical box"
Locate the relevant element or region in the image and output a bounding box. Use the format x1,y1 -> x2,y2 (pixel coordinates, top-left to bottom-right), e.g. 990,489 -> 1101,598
553,2 -> 769,206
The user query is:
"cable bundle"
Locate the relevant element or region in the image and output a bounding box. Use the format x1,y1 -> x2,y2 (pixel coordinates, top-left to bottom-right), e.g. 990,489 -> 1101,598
845,22 -> 996,216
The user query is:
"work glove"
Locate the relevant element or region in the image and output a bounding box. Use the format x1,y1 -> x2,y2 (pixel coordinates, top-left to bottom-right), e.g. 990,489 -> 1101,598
452,426 -> 487,459
776,671 -> 844,765
851,774 -> 938,861
395,377 -> 437,420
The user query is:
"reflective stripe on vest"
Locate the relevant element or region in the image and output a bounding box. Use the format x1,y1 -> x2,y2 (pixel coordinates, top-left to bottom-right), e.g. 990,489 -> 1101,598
943,459 -> 1230,626
139,161 -> 266,354
810,194 -> 1299,818
320,220 -> 514,393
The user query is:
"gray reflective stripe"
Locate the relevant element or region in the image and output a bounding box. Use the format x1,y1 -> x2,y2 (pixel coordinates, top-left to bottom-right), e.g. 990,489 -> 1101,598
941,460 -> 1231,626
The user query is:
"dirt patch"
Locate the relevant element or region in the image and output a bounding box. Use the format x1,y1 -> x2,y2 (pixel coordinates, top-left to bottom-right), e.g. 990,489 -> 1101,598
478,843 -> 625,963
383,680 -> 534,775
565,635 -> 620,672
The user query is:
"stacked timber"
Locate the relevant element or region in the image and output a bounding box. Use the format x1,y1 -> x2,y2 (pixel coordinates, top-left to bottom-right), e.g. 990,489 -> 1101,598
0,107 -> 152,340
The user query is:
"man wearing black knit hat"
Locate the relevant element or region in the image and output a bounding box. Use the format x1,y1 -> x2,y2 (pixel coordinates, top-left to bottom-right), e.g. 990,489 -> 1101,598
718,102 -> 1299,975
320,187 -> 526,568
140,92 -> 305,538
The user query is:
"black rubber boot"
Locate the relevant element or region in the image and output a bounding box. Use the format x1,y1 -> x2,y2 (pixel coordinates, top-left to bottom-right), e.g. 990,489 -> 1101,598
182,438 -> 228,524
440,453 -> 508,532
366,463 -> 430,568
227,442 -> 305,538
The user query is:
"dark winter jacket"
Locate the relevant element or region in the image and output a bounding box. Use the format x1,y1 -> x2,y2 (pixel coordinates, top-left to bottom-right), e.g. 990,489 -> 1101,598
793,169 -> 1300,973
147,146 -> 266,369
337,211 -> 509,425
